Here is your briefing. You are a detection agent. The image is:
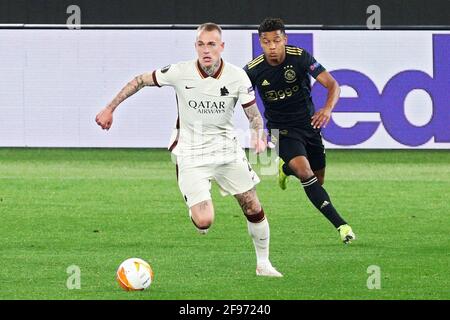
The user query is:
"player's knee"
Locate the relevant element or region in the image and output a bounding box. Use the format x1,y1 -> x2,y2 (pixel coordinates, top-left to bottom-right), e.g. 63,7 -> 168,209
292,167 -> 314,181
190,200 -> 214,229
240,195 -> 261,216
191,210 -> 214,230
241,199 -> 262,217
190,215 -> 213,230
288,156 -> 314,181
235,189 -> 261,216
244,205 -> 261,216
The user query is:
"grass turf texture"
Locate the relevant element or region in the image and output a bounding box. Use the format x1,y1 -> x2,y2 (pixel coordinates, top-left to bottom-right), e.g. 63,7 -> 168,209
0,148 -> 449,300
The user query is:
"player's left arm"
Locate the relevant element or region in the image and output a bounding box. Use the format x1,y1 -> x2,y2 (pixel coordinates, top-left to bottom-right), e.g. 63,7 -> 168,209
243,103 -> 266,154
239,68 -> 266,153
311,71 -> 340,129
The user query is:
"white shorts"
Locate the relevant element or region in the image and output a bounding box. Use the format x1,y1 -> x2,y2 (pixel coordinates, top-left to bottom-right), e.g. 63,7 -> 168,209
177,154 -> 260,208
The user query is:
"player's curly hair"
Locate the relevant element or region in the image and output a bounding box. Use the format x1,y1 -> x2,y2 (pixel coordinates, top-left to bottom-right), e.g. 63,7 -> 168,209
258,18 -> 286,36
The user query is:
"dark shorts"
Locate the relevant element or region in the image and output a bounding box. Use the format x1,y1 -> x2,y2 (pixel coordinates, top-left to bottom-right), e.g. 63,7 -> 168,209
271,127 -> 326,171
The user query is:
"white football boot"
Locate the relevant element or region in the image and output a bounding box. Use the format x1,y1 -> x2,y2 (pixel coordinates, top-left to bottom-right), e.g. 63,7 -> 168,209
256,262 -> 283,277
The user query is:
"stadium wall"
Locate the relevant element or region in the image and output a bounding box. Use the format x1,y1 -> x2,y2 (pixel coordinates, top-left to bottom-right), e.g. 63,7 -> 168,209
0,29 -> 449,149
1,0 -> 449,27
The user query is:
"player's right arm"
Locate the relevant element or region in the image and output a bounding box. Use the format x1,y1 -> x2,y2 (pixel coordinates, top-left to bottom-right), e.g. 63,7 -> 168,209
95,73 -> 155,130
296,50 -> 340,129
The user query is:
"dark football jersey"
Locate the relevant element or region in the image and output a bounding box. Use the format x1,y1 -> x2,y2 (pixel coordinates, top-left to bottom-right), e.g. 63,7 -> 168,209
244,45 -> 326,129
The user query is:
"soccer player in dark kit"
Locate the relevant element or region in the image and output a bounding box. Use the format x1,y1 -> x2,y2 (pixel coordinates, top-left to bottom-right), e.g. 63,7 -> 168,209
244,17 -> 356,244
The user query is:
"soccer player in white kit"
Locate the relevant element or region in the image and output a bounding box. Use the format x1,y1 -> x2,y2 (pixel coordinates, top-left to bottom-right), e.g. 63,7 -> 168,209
95,23 -> 282,277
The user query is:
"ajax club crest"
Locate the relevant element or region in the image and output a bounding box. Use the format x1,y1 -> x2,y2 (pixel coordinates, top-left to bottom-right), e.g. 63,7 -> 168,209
284,65 -> 297,83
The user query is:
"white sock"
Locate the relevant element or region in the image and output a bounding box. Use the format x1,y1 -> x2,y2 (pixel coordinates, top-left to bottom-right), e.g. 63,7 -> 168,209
247,218 -> 270,266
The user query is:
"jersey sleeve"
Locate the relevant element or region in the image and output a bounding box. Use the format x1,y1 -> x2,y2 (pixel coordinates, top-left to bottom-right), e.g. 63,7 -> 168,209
243,64 -> 255,87
238,69 -> 256,108
298,50 -> 326,79
151,64 -> 179,87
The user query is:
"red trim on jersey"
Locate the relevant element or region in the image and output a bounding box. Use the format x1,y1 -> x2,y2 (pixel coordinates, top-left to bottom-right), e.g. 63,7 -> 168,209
196,59 -> 224,79
212,59 -> 224,79
242,98 -> 256,108
196,61 -> 208,78
152,70 -> 161,87
169,139 -> 178,152
169,94 -> 180,152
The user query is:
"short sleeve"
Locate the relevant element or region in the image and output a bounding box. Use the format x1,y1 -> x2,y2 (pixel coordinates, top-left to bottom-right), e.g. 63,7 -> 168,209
243,64 -> 255,87
152,64 -> 179,87
238,69 -> 256,108
298,50 -> 326,79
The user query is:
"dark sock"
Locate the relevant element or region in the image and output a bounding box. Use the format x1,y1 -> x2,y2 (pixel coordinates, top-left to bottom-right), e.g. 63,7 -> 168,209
282,163 -> 295,176
244,208 -> 265,223
301,175 -> 347,228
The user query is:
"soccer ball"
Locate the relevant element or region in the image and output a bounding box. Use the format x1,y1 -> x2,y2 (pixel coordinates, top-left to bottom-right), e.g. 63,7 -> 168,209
116,257 -> 154,291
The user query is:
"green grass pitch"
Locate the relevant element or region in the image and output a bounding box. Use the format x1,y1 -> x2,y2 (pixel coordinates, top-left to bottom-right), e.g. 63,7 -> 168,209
0,148 -> 449,300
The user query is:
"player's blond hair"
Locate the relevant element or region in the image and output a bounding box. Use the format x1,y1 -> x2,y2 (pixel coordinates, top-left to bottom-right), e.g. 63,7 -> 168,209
197,22 -> 222,38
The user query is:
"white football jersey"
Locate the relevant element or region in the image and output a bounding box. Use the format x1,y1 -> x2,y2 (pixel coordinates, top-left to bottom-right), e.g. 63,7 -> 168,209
152,59 -> 255,163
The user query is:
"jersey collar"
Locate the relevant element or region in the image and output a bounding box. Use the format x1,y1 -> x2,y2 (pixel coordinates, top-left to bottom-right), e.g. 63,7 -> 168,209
196,59 -> 224,79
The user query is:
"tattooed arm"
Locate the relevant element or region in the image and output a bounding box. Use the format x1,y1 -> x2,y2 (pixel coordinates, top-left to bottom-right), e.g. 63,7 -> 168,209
95,73 -> 155,130
243,103 -> 267,153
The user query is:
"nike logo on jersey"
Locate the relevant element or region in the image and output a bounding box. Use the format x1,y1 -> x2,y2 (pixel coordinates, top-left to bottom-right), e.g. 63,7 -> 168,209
185,86 -> 195,89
